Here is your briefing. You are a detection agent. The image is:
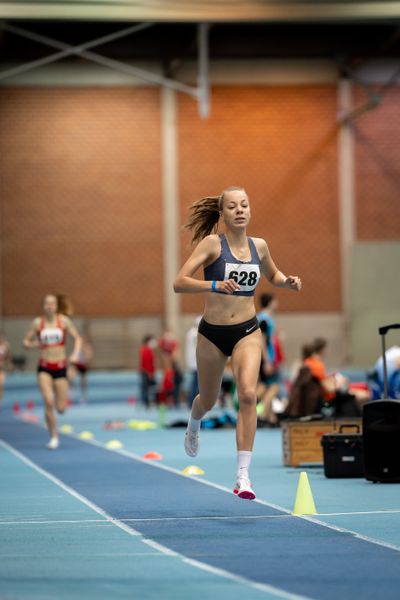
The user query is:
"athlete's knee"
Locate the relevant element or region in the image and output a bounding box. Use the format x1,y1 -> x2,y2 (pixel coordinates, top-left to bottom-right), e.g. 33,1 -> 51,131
196,393 -> 216,412
238,387 -> 257,408
44,403 -> 54,416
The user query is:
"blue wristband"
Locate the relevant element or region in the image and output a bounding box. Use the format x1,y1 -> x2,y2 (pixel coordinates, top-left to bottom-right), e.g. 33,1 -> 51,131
211,280 -> 217,292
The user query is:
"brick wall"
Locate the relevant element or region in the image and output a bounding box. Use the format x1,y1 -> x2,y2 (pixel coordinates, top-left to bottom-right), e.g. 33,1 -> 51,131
178,86 -> 340,314
0,87 -> 163,316
354,86 -> 400,241
3,84 -> 397,320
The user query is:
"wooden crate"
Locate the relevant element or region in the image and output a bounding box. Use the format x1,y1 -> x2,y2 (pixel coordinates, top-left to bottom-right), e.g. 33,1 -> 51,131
282,419 -> 362,467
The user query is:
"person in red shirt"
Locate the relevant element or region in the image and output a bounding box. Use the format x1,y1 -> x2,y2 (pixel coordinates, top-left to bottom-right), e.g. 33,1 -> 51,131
139,335 -> 156,408
159,329 -> 183,406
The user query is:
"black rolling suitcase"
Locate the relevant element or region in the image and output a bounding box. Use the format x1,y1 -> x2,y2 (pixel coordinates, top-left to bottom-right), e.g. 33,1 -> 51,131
363,323 -> 400,483
321,424 -> 364,478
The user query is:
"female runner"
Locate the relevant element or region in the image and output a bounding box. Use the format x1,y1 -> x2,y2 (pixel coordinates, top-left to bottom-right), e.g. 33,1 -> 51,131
23,294 -> 82,449
174,186 -> 301,499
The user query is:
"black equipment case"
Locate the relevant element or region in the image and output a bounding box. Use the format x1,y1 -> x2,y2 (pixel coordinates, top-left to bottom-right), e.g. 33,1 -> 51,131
363,322 -> 400,483
321,424 -> 364,478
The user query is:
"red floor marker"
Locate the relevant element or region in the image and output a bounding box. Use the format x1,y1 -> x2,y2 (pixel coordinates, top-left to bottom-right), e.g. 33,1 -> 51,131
22,413 -> 39,424
128,396 -> 136,405
26,400 -> 35,411
103,420 -> 126,430
12,402 -> 21,414
143,451 -> 163,460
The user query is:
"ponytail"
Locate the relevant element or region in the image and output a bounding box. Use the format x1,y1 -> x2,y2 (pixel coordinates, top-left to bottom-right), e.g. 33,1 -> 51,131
56,294 -> 74,317
185,186 -> 245,244
184,195 -> 221,244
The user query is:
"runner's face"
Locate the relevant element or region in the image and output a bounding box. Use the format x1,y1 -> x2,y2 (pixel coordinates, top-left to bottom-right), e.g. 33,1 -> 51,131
221,190 -> 251,230
43,295 -> 57,317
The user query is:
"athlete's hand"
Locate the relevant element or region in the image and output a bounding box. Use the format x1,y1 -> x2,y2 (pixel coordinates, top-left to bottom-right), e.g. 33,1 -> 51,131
23,340 -> 40,349
284,276 -> 302,291
216,279 -> 241,294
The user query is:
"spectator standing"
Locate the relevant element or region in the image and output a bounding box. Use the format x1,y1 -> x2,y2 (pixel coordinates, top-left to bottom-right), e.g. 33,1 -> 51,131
139,335 -> 156,408
185,317 -> 201,408
257,293 -> 281,425
159,329 -> 183,406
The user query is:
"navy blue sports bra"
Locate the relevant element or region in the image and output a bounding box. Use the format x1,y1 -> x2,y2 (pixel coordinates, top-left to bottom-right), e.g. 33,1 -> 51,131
204,234 -> 262,297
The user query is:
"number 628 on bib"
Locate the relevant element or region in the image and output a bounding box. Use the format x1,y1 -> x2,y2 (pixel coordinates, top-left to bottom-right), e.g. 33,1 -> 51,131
224,263 -> 260,292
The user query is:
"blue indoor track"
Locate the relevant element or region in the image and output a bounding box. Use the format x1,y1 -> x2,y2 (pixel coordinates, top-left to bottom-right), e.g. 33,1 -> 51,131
1,372 -> 400,600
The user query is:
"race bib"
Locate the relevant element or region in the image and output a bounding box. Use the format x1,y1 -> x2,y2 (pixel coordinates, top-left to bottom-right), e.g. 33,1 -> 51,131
224,263 -> 261,293
40,327 -> 63,346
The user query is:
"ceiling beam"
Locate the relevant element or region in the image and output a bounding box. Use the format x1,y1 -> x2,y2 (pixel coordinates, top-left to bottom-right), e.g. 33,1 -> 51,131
1,2 -> 400,23
0,22 -> 198,97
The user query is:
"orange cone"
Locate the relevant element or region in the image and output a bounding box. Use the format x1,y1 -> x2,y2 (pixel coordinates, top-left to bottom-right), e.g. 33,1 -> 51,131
143,451 -> 163,460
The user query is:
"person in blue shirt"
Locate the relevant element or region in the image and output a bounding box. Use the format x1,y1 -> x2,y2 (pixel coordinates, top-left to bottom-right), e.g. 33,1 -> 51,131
373,345 -> 400,398
257,293 -> 280,425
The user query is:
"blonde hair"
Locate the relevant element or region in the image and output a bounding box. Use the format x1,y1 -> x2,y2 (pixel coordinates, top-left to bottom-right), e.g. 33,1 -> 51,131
185,186 -> 246,244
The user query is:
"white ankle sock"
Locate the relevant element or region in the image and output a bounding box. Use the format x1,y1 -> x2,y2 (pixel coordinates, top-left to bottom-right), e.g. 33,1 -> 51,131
237,450 -> 252,480
188,416 -> 201,432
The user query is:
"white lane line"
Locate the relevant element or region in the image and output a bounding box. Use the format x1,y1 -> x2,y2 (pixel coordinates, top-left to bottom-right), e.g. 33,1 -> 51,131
123,515 -> 290,522
0,515 -> 289,526
0,519 -> 110,525
2,509 -> 400,526
142,539 -> 177,556
316,510 -> 400,516
123,510 -> 400,521
0,438 -> 311,600
0,553 -> 173,558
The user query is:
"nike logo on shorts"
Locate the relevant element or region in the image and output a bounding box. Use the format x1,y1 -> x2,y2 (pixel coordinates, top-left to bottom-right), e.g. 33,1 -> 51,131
246,325 -> 257,333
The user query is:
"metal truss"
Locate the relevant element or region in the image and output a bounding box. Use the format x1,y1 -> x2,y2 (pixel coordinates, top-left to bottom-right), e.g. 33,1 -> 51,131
0,21 -> 211,117
337,27 -> 400,123
338,60 -> 400,123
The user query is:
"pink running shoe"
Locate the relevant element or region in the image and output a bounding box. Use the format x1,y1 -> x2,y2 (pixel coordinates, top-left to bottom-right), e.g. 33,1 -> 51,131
235,477 -> 256,500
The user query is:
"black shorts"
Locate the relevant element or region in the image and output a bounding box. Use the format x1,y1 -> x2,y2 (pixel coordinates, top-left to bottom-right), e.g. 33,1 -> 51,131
198,316 -> 259,357
37,365 -> 67,379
